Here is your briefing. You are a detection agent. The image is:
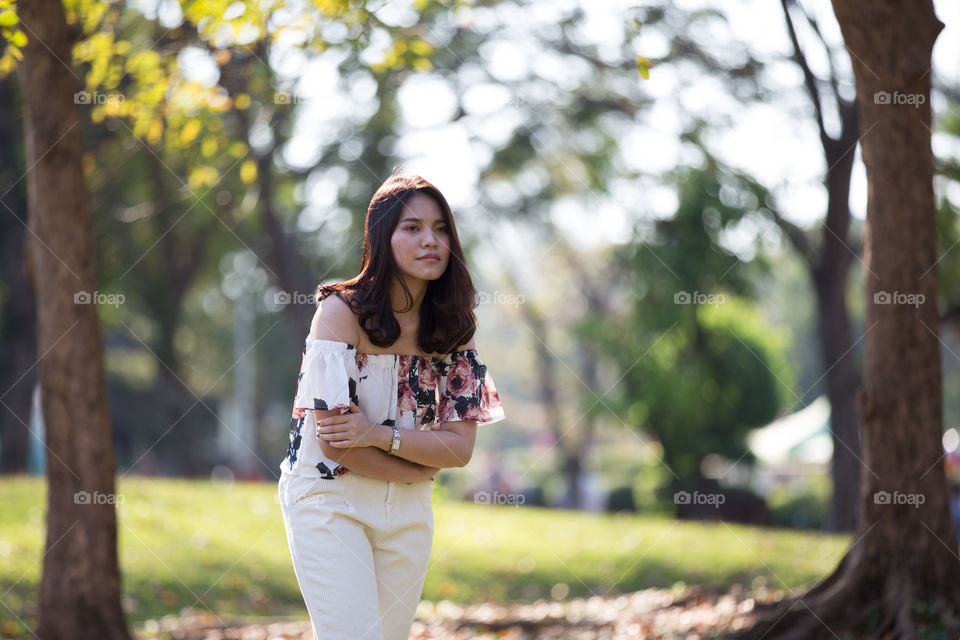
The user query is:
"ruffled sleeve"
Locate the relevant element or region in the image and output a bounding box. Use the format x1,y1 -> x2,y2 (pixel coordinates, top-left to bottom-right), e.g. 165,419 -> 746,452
293,339 -> 360,413
436,349 -> 506,426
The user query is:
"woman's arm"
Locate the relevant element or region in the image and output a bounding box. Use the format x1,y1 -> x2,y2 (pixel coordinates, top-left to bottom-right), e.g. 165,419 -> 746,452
315,410 -> 437,482
369,420 -> 478,468
371,337 -> 479,468
323,440 -> 438,482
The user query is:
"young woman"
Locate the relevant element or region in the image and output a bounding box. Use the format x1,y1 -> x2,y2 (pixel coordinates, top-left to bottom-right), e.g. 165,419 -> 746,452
277,174 -> 506,640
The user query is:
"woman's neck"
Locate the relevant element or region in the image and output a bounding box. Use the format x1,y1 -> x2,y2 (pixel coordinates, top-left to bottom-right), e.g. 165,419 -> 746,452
390,276 -> 427,320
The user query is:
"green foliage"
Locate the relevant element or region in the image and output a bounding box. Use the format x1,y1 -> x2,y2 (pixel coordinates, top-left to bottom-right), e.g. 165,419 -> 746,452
4,0 -> 465,151
0,0 -> 25,75
935,103 -> 960,308
592,158 -> 796,480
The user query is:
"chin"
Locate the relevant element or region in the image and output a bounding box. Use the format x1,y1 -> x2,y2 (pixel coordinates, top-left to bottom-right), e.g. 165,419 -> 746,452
415,261 -> 446,274
421,268 -> 445,281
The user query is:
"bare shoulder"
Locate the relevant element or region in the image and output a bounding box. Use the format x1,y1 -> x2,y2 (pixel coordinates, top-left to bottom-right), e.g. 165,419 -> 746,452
310,293 -> 360,345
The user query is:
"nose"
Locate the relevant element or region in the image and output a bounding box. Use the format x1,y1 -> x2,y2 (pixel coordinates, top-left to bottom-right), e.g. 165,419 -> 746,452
422,229 -> 438,247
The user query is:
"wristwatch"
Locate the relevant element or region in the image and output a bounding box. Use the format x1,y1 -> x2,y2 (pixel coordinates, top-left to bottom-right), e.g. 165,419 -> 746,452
388,426 -> 401,455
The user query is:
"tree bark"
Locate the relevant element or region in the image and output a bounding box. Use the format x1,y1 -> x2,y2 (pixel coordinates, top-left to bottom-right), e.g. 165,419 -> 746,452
811,115 -> 861,531
18,0 -> 131,635
739,0 -> 960,637
813,264 -> 861,532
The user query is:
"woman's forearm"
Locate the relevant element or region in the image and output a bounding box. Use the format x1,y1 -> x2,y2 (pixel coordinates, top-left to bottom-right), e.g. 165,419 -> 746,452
319,437 -> 434,482
371,424 -> 472,468
311,408 -> 433,482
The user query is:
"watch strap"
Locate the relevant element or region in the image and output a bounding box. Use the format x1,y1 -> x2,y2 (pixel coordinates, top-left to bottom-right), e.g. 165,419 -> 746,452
389,426 -> 401,455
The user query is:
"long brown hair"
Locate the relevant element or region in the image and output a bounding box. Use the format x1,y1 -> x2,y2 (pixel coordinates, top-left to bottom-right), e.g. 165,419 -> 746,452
315,174 -> 478,354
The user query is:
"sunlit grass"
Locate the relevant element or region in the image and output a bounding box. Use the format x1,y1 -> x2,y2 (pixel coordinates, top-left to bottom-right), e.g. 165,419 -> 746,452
0,475 -> 849,636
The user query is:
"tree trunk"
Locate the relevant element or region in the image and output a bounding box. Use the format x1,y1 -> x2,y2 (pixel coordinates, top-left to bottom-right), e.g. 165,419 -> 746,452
739,1 -> 960,636
813,268 -> 861,532
18,0 -> 131,635
815,91 -> 861,533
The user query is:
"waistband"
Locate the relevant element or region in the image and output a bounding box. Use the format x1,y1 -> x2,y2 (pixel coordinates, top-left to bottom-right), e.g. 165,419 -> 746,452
280,465 -> 434,499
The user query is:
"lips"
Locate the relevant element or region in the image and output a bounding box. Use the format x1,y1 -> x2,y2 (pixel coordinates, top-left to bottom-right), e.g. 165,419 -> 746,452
418,255 -> 440,261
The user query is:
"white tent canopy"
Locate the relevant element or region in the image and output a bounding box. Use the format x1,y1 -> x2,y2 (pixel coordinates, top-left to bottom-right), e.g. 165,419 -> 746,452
747,395 -> 833,466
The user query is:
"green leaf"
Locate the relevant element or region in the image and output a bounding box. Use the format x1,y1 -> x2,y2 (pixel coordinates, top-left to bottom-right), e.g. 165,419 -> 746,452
636,55 -> 652,80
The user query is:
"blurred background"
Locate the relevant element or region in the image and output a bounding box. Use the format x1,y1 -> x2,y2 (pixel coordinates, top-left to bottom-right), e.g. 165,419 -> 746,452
4,0 -> 960,528
2,0 -> 960,634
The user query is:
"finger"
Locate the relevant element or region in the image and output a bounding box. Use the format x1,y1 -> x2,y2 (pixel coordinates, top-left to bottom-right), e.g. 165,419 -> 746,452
319,421 -> 353,432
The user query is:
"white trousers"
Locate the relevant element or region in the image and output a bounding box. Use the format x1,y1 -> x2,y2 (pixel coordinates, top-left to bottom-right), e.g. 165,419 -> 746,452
278,468 -> 434,640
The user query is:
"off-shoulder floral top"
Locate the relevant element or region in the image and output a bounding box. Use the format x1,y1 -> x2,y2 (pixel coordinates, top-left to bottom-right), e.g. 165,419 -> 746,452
281,338 -> 506,480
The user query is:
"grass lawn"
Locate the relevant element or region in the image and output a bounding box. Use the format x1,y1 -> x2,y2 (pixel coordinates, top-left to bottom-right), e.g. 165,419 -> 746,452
0,475 -> 849,636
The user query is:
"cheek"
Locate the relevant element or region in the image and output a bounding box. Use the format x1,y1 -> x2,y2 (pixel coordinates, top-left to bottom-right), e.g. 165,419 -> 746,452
391,234 -> 410,257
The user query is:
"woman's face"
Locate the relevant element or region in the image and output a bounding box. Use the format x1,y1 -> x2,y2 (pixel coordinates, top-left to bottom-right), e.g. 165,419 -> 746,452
390,192 -> 451,285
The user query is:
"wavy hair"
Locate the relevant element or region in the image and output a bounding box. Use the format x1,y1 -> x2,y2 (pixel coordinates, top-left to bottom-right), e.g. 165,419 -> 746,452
315,174 -> 478,354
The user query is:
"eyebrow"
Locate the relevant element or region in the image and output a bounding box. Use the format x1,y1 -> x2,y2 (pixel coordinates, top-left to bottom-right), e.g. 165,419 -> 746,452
399,217 -> 447,225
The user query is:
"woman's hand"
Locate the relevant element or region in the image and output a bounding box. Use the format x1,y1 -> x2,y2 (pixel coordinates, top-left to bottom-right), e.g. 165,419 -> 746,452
316,402 -> 389,449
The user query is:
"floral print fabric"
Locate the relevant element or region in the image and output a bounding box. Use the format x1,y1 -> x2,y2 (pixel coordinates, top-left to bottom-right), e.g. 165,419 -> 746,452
283,338 -> 506,479
436,350 -> 506,425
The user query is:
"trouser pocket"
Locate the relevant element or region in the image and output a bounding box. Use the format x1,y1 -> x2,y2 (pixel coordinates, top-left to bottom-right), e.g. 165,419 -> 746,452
279,470 -> 350,509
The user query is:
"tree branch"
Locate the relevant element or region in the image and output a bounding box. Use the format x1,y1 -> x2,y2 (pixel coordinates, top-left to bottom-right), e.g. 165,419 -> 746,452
796,2 -> 844,109
765,205 -> 817,267
780,0 -> 829,147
